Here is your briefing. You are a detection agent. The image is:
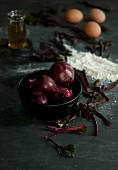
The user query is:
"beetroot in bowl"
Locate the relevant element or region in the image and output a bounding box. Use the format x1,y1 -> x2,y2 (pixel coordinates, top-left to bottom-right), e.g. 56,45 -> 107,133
17,61 -> 82,121
17,70 -> 82,121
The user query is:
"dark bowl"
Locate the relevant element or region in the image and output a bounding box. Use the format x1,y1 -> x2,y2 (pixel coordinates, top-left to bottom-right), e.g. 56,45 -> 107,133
17,70 -> 82,121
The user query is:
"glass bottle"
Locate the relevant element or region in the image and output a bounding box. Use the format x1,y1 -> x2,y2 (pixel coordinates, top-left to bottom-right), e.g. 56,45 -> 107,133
8,10 -> 26,49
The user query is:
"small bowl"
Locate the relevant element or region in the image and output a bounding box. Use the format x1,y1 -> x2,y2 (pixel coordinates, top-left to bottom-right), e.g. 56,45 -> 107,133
17,70 -> 82,121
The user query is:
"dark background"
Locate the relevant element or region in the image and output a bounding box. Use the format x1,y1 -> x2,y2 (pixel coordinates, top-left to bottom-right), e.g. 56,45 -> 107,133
0,0 -> 118,170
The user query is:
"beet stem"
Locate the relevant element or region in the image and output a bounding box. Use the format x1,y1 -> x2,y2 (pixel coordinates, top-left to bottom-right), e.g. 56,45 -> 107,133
103,80 -> 118,91
75,70 -> 88,92
64,114 -> 78,126
100,91 -> 109,102
92,109 -> 112,126
83,70 -> 90,88
44,128 -> 67,139
45,123 -> 87,139
92,116 -> 99,136
92,98 -> 107,106
47,138 -> 61,148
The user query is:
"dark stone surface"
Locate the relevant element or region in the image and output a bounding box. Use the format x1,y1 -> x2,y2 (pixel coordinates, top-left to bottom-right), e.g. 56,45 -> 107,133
0,0 -> 118,170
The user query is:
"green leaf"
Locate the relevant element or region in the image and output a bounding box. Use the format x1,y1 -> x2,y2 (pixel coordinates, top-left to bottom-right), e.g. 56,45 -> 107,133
57,144 -> 75,157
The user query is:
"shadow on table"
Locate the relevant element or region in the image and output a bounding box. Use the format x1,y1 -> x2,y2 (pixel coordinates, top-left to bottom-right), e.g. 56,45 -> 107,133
0,105 -> 45,126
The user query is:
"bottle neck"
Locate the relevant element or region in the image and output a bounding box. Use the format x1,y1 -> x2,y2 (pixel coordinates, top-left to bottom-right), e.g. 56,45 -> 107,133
8,10 -> 25,22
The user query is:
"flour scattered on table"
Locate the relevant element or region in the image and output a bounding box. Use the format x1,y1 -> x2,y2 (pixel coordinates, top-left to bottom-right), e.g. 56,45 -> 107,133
64,44 -> 118,82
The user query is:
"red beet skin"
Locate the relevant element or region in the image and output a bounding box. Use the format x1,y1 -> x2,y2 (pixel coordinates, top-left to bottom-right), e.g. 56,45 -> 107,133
50,61 -> 74,86
53,86 -> 73,102
36,75 -> 58,92
32,92 -> 48,105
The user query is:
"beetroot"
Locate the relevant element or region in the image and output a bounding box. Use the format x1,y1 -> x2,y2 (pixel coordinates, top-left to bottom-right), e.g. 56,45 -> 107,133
50,61 -> 74,86
36,75 -> 58,92
31,92 -> 48,105
58,86 -> 73,99
53,86 -> 73,103
27,78 -> 38,88
26,62 -> 75,105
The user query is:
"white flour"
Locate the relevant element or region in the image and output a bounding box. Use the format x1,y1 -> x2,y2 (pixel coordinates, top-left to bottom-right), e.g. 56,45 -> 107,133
64,44 -> 118,82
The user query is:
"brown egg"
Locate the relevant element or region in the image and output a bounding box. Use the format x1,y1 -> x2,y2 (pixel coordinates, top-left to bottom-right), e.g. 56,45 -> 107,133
84,21 -> 101,38
64,9 -> 84,23
89,8 -> 106,23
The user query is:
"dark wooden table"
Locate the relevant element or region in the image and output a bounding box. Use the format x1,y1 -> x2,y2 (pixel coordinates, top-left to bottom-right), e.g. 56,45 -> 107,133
0,0 -> 118,170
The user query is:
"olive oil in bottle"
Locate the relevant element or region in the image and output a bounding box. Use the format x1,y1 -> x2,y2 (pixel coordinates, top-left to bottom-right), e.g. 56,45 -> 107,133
8,10 -> 26,49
